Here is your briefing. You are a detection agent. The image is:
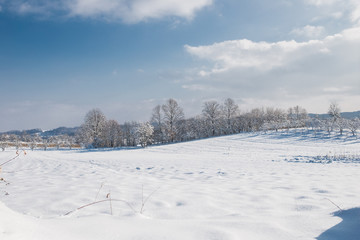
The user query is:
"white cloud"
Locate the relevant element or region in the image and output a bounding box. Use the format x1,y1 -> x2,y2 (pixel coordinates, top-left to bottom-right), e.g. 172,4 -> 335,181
17,2 -> 42,14
351,2 -> 360,23
305,0 -> 360,24
7,1 -> 62,16
183,26 -> 360,112
6,0 -> 212,23
323,86 -> 351,93
331,11 -> 343,19
290,25 -> 326,39
186,26 -> 360,73
185,38 -> 329,73
0,0 -> 4,12
182,84 -> 216,92
304,0 -> 340,6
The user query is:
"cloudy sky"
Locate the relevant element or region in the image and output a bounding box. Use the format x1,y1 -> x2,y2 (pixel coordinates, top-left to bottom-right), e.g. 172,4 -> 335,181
0,0 -> 359,131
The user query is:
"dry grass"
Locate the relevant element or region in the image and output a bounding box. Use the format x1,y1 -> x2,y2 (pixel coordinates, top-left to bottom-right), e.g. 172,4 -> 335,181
0,150 -> 26,188
65,184 -> 159,216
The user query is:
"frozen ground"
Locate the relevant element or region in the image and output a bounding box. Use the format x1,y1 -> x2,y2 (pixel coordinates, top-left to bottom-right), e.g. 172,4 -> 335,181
1,130 -> 360,240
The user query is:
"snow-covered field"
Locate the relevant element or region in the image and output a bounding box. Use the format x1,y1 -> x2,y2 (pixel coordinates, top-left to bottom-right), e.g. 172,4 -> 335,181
1,130 -> 360,240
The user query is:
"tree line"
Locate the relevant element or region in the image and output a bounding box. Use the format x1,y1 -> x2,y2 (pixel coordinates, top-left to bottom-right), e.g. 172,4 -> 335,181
75,98 -> 334,149
1,100 -> 359,150
0,133 -> 77,151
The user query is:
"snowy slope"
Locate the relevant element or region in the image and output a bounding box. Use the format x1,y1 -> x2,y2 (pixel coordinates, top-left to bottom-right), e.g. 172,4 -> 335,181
1,131 -> 359,240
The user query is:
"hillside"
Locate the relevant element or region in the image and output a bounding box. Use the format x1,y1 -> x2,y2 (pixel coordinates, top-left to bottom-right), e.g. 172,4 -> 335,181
0,130 -> 359,240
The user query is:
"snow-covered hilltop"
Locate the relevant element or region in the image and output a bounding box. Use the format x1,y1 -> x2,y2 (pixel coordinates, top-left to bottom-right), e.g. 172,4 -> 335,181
1,130 -> 359,240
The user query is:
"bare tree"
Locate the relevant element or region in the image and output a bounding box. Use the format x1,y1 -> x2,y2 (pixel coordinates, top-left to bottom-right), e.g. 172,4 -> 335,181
103,120 -> 122,148
183,116 -> 202,140
42,138 -> 49,151
222,98 -> 239,134
324,119 -> 333,135
137,122 -> 154,148
347,118 -> 360,136
335,118 -> 346,135
328,102 -> 341,122
288,106 -> 308,128
162,99 -> 185,142
78,108 -> 107,148
307,117 -> 323,137
30,135 -> 42,151
247,108 -> 265,132
122,121 -> 138,147
8,134 -> 21,150
202,101 -> 221,136
50,136 -> 62,150
29,137 -> 37,151
150,105 -> 164,144
0,134 -> 7,151
64,135 -> 75,149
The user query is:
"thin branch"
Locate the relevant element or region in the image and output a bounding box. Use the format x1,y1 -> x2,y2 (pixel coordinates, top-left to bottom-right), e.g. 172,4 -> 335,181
140,186 -> 160,214
1,151 -> 26,184
0,177 -> 9,185
107,191 -> 113,215
64,198 -> 136,216
110,195 -> 113,215
141,186 -> 145,214
94,182 -> 105,201
0,152 -> 21,167
325,198 -> 343,211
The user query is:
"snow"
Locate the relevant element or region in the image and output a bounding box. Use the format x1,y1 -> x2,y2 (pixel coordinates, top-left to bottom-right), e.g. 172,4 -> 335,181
1,130 -> 360,239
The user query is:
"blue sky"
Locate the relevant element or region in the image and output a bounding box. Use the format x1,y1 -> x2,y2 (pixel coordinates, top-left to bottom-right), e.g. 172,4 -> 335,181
0,0 -> 359,131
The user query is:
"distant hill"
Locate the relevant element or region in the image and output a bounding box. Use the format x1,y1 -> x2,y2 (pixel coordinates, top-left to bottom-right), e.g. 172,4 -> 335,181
1,127 -> 79,137
41,127 -> 80,137
1,128 -> 43,136
308,110 -> 360,119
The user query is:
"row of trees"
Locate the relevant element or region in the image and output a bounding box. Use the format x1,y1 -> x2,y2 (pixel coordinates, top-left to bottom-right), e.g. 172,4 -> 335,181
305,102 -> 360,136
0,134 -> 76,151
2,100 -> 358,150
76,109 -> 154,148
149,98 -> 310,144
308,116 -> 360,137
76,98 -> 311,148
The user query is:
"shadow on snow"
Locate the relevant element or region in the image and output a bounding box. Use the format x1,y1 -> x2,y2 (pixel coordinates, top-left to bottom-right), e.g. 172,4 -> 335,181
317,208 -> 360,240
